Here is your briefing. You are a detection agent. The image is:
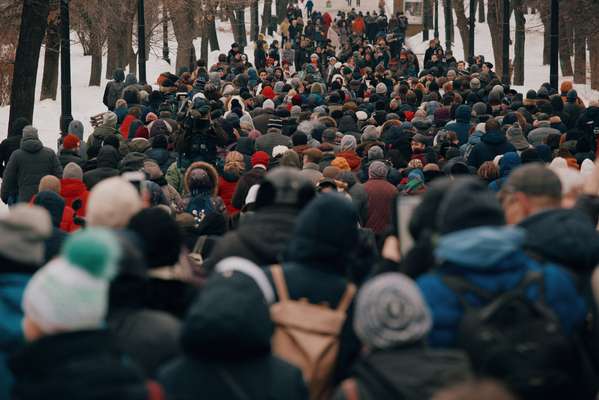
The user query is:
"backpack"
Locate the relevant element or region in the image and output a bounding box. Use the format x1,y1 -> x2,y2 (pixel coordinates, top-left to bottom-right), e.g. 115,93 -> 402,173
269,265 -> 356,400
178,119 -> 218,169
443,271 -> 580,400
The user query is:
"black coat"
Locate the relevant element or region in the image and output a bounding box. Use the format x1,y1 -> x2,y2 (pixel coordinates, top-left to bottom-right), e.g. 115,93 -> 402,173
158,271 -> 307,400
467,130 -> 517,169
9,330 -> 152,400
83,145 -> 120,189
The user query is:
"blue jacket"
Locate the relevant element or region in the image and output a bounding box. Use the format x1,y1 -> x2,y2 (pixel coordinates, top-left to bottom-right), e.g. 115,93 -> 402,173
417,226 -> 587,348
444,105 -> 472,146
0,274 -> 30,400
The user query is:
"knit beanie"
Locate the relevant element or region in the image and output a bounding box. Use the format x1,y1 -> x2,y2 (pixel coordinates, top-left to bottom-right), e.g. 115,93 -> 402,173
368,160 -> 389,179
0,204 -> 51,266
437,177 -> 505,234
87,177 -> 143,228
22,126 -> 39,140
262,99 -> 275,110
251,151 -> 270,168
63,134 -> 80,150
340,135 -> 357,152
63,162 -> 83,180
375,82 -> 387,95
128,208 -> 182,269
331,157 -> 351,171
368,145 -> 384,161
68,120 -> 84,140
353,273 -> 432,349
38,175 -> 61,194
272,145 -> 289,158
22,228 -> 120,334
103,112 -> 118,127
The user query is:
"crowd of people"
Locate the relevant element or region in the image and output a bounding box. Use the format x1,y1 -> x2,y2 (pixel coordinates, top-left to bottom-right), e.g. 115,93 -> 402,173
3,3 -> 599,400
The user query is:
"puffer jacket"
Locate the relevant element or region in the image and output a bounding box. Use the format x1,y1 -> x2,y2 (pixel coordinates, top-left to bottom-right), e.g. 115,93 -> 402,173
83,145 -> 120,189
467,129 -> 517,169
0,136 -> 62,203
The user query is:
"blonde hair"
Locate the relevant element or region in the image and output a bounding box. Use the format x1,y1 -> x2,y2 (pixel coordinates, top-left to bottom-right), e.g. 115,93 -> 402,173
224,151 -> 245,176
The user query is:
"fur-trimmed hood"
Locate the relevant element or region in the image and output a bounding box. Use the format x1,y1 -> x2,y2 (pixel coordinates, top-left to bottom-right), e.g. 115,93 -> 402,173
183,161 -> 219,196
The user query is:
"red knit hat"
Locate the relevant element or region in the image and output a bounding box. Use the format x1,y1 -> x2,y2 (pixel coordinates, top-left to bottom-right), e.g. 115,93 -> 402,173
261,86 -> 275,100
63,134 -> 80,150
251,151 -> 270,168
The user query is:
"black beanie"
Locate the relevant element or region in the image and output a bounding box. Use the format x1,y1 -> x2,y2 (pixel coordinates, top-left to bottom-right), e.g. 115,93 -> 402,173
437,177 -> 505,234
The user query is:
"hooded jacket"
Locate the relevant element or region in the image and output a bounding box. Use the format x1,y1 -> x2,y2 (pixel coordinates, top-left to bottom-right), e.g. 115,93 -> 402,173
60,178 -> 89,217
1,136 -> 62,203
83,145 -> 120,189
444,105 -> 472,146
158,271 -> 307,400
467,129 -> 517,169
488,152 -> 521,192
31,191 -> 69,261
103,69 -> 125,110
417,226 -> 586,347
0,118 -> 29,177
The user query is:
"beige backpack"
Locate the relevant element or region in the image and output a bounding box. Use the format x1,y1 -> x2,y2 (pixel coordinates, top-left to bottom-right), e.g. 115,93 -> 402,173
269,265 -> 356,400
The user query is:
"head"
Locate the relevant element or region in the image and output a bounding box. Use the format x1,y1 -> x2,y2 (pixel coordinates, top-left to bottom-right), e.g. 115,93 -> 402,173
500,164 -> 562,225
87,177 -> 143,228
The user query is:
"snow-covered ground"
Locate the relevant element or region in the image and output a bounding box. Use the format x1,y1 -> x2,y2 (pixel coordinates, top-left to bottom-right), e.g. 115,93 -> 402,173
0,2 -> 597,149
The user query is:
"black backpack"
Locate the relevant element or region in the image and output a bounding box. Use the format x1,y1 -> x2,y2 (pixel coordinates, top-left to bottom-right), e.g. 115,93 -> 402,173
443,271 -> 583,400
178,116 -> 218,169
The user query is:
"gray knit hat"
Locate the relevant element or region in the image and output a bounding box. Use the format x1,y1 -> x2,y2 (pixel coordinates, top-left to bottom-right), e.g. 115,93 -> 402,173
0,204 -> 52,265
368,145 -> 384,161
340,135 -> 357,152
22,126 -> 39,140
354,273 -> 432,349
368,160 -> 388,179
63,162 -> 83,180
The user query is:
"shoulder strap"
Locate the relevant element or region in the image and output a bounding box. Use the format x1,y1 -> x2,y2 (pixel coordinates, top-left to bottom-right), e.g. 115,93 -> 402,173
515,270 -> 545,300
270,264 -> 290,302
192,235 -> 208,254
337,283 -> 357,313
441,275 -> 495,310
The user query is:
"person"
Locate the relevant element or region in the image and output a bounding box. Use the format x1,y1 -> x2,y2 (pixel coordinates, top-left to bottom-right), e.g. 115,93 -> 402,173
60,162 -> 89,217
444,105 -> 472,146
467,118 -> 516,169
58,134 -> 83,167
363,161 -> 397,235
87,112 -> 127,156
159,258 -> 307,399
306,0 -> 314,17
231,151 -> 270,210
501,164 -> 599,279
103,68 -> 126,111
1,126 -> 62,204
333,273 -> 471,400
0,118 -> 29,177
0,205 -> 51,400
83,145 -> 120,190
9,229 -> 163,400
219,151 -> 245,215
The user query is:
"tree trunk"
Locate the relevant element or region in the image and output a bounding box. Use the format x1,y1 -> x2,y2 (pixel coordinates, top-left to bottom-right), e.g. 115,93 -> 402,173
478,0 -> 485,23
487,0 -> 503,78
106,34 -> 118,79
558,11 -> 573,77
237,8 -> 247,48
261,0 -> 272,35
89,29 -> 102,86
573,24 -> 586,84
513,0 -> 525,85
452,0 -> 469,60
8,0 -> 50,134
590,35 -> 599,90
40,10 -> 59,101
276,0 -> 287,22
539,5 -> 550,65
168,2 -> 197,73
250,1 -> 260,41
208,16 -> 219,51
201,24 -> 209,63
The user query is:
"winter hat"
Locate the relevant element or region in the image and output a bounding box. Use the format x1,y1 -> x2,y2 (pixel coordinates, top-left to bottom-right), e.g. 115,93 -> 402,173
215,257 -> 275,305
437,177 -> 505,234
560,81 -> 574,94
368,145 -> 384,161
63,134 -> 80,150
22,228 -> 120,334
340,135 -> 357,152
581,159 -> 595,178
272,145 -> 289,158
22,126 -> 39,140
87,177 -> 143,228
262,99 -> 275,110
68,120 -> 84,140
103,112 -> 118,127
63,162 -> 83,180
567,89 -> 578,103
375,82 -> 387,95
187,169 -> 212,194
119,152 -> 148,173
331,157 -> 351,171
354,273 -> 432,349
0,204 -> 51,266
549,156 -> 568,170
472,102 -> 488,116
38,175 -> 61,193
368,160 -> 389,179
251,151 -> 270,168
356,111 -> 368,121
323,166 -> 341,179
261,86 -> 275,100
128,208 -> 182,269
362,125 -> 380,141
470,78 -> 481,90
149,119 -> 172,137
506,125 -> 530,151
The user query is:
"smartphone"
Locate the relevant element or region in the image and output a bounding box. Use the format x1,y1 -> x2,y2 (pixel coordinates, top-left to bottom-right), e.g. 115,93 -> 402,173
396,195 -> 422,256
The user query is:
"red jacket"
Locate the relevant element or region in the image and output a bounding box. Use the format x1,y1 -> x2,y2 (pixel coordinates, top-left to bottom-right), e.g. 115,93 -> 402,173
336,151 -> 362,172
60,206 -> 78,233
60,178 -> 89,217
218,176 -> 240,215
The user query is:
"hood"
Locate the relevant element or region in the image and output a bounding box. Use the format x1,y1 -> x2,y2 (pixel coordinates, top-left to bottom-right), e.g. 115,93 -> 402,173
285,193 -> 358,273
124,73 -> 138,86
32,191 -> 65,227
499,152 -> 521,177
481,130 -> 507,145
9,117 -> 29,138
520,208 -> 599,274
338,115 -> 358,133
145,148 -> 170,166
455,105 -> 472,123
183,161 -> 219,196
20,136 -> 43,153
436,226 -> 525,268
96,145 -> 120,168
236,137 -> 256,156
60,178 -> 87,199
467,130 -> 483,145
181,270 -> 272,360
128,138 -> 151,153
113,69 -> 125,82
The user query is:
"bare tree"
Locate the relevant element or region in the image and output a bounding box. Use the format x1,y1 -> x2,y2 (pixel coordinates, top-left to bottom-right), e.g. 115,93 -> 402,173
40,2 -> 59,100
512,0 -> 525,85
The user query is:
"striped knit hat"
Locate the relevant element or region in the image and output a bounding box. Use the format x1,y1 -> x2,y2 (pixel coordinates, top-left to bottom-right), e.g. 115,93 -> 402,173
353,273 -> 432,349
